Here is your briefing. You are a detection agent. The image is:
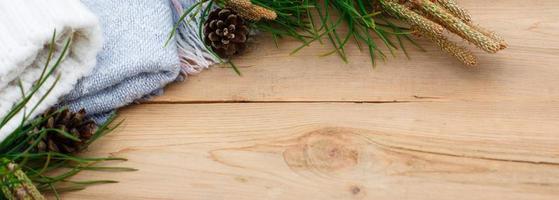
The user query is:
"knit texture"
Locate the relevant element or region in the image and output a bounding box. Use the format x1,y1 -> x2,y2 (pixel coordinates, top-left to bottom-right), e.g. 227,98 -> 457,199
0,0 -> 102,142
63,0 -> 182,121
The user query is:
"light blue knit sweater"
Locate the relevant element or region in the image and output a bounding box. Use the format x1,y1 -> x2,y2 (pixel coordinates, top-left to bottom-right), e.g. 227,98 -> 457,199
62,0 -> 218,121
63,0 -> 196,121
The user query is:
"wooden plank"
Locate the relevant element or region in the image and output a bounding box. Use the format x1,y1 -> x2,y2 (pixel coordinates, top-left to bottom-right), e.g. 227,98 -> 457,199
154,0 -> 559,103
54,1 -> 559,199
62,103 -> 559,200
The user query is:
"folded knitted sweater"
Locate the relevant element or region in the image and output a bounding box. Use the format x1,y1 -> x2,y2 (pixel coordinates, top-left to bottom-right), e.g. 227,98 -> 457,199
0,0 -> 102,142
60,0 -> 180,122
0,0 -> 218,142
63,0 -> 218,122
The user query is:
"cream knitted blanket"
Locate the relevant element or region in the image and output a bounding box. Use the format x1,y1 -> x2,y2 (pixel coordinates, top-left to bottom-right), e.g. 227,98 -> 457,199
0,0 -> 102,142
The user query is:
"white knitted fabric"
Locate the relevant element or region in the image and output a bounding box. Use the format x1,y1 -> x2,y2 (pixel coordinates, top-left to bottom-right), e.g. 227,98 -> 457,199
0,0 -> 102,142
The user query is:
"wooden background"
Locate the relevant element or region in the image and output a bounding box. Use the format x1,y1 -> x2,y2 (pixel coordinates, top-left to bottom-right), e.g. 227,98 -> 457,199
63,0 -> 559,199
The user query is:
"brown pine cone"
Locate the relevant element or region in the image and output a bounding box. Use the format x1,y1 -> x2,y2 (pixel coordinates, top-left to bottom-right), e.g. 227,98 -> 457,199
30,108 -> 97,154
203,8 -> 250,58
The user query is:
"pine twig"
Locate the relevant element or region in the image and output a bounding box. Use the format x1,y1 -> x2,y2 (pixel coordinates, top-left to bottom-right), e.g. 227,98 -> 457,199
1,31 -> 132,199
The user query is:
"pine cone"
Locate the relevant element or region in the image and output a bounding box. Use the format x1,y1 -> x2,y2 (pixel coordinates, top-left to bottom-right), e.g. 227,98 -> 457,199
30,108 -> 97,154
203,8 -> 250,58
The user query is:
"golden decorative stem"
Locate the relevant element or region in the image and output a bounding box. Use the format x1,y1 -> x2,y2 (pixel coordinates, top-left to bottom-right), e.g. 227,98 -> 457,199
413,26 -> 478,66
434,0 -> 472,22
380,0 -> 445,38
225,0 -> 277,21
413,0 -> 502,53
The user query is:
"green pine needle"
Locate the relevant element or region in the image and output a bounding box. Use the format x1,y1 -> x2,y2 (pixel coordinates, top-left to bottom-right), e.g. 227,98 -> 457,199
170,0 -> 419,73
0,31 -> 133,199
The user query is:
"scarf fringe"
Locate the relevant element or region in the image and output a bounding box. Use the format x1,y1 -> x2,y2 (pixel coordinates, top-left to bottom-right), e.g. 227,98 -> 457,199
171,0 -> 220,78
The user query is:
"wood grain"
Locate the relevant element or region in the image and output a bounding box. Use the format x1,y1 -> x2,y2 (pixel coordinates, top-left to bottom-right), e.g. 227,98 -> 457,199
154,0 -> 559,103
63,103 -> 559,200
60,0 -> 559,199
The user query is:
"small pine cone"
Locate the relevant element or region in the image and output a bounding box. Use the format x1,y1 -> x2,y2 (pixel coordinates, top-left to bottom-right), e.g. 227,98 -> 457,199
30,108 -> 97,154
204,8 -> 250,58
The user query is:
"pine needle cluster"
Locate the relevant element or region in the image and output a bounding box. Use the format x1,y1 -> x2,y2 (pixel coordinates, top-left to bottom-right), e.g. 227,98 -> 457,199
171,0 -> 418,67
0,31 -> 134,200
172,0 -> 506,68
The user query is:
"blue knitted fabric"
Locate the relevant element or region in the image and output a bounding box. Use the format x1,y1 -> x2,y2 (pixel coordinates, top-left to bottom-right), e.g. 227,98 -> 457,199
64,0 -> 181,121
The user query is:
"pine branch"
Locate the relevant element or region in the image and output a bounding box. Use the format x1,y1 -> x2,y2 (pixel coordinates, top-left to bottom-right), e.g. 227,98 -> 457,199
0,31 -> 133,199
171,0 -> 507,68
171,0 -> 415,68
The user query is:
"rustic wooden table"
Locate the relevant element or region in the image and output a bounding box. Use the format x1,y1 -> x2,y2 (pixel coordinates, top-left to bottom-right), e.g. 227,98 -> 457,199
63,0 -> 559,199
